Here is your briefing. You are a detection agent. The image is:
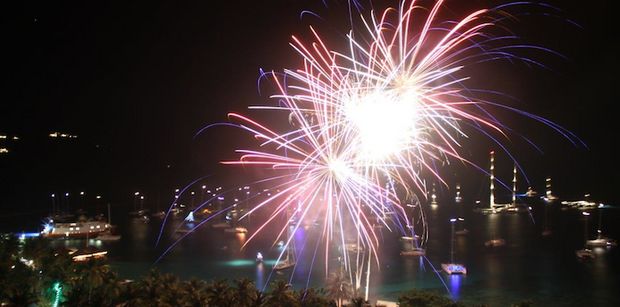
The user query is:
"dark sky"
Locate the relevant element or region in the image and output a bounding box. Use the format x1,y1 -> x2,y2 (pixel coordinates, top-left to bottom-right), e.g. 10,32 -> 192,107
0,0 -> 617,210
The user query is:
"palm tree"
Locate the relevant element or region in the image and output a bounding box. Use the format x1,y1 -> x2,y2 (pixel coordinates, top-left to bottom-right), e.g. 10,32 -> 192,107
348,296 -> 369,307
129,269 -> 165,306
159,273 -> 183,306
1,261 -> 40,307
297,287 -> 332,307
267,280 -> 298,307
181,278 -> 209,307
326,273 -> 353,307
233,278 -> 257,307
206,279 -> 232,307
397,289 -> 460,307
65,258 -> 111,305
251,289 -> 268,307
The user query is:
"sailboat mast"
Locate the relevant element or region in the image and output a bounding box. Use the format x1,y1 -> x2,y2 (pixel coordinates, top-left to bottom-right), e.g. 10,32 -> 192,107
583,212 -> 590,248
512,164 -> 517,206
597,208 -> 603,239
450,220 -> 455,263
107,203 -> 111,225
490,151 -> 495,209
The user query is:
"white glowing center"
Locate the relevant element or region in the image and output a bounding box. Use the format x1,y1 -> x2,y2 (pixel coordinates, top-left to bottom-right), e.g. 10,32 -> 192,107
345,89 -> 420,161
328,158 -> 351,181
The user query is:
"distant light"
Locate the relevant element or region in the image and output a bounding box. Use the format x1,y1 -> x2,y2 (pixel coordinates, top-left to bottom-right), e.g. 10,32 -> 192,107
79,191 -> 84,196
174,188 -> 180,193
140,196 -> 144,200
450,218 -> 457,222
0,148 -> 8,153
65,193 -> 69,197
190,191 -> 195,195
51,194 -> 55,198
202,185 -> 206,189
12,136 -> 19,140
0,135 -> 6,139
96,195 -> 102,199
185,211 -> 195,222
134,192 -> 140,196
458,218 -> 464,221
582,212 -> 590,216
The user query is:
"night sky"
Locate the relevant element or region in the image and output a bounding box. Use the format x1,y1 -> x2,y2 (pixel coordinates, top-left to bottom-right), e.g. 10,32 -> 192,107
0,0 -> 617,213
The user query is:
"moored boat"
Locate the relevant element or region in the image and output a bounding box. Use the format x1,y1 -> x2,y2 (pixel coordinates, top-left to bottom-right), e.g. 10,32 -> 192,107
41,220 -> 111,239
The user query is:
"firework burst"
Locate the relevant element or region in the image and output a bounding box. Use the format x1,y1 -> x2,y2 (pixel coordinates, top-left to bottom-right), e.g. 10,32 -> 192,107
166,0 -> 581,298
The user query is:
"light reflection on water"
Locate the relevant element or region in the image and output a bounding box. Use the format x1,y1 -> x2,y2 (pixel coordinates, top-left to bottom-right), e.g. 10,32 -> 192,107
41,201 -> 620,306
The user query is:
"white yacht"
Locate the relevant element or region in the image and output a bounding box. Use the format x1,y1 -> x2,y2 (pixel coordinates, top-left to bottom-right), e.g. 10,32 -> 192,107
561,200 -> 599,210
441,218 -> 467,275
575,249 -> 595,260
441,263 -> 467,275
274,224 -> 296,271
484,238 -> 506,247
586,233 -> 617,248
41,220 -> 111,239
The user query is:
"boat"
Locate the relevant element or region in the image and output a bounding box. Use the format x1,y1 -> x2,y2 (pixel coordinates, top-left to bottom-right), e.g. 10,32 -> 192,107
503,164 -> 531,213
224,226 -> 248,233
72,246 -> 108,262
484,238 -> 506,247
400,235 -> 425,256
476,151 -> 506,214
441,218 -> 467,275
98,203 -> 122,241
441,263 -> 467,275
575,249 -> 595,260
586,208 -> 616,247
586,234 -> 617,247
41,220 -> 111,239
128,209 -> 150,217
542,178 -> 558,202
577,212 -> 596,259
454,184 -> 463,203
274,221 -> 296,271
151,211 -> 166,218
561,200 -> 599,210
97,232 -> 121,241
401,247 -> 426,256
430,185 -> 438,208
525,187 -> 538,197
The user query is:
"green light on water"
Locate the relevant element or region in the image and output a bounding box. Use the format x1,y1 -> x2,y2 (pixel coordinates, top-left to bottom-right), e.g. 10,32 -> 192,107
224,259 -> 255,267
51,282 -> 62,307
222,259 -> 278,267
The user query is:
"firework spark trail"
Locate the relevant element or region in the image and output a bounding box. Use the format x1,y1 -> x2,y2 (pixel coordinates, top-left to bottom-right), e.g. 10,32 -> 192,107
221,0 -> 572,293
157,0 -> 584,297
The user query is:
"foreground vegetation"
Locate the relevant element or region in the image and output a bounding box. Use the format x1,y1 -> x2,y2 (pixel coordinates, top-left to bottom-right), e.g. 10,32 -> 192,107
1,236 -> 532,306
